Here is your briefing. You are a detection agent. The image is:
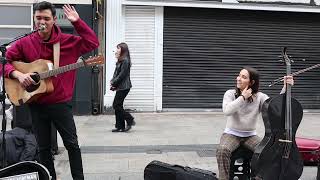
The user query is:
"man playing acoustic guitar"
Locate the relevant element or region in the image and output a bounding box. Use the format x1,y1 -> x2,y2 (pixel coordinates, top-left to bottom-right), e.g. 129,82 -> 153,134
3,1 -> 99,180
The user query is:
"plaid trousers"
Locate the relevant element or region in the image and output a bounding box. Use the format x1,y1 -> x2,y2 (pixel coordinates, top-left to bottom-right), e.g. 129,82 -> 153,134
216,133 -> 261,180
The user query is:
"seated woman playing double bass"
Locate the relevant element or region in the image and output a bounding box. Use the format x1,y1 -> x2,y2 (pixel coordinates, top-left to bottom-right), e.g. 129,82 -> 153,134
216,67 -> 293,180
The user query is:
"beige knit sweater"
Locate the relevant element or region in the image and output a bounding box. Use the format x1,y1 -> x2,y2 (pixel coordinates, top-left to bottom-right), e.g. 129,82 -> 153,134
222,89 -> 269,132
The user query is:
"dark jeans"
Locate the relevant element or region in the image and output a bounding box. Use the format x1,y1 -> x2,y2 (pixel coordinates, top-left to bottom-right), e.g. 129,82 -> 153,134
30,102 -> 83,180
112,89 -> 134,129
51,123 -> 58,154
12,104 -> 32,130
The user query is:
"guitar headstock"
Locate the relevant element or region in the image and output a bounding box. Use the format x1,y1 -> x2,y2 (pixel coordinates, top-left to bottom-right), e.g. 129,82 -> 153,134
84,55 -> 105,66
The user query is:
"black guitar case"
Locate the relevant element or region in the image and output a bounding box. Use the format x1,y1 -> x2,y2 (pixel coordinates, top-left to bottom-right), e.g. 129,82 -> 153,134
144,160 -> 217,180
0,161 -> 51,179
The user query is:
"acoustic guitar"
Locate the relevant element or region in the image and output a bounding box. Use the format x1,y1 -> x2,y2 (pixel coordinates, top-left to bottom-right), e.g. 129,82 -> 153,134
5,55 -> 104,106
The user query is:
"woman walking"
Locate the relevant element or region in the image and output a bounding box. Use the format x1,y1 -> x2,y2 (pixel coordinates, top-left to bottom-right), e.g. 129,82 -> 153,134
110,42 -> 135,132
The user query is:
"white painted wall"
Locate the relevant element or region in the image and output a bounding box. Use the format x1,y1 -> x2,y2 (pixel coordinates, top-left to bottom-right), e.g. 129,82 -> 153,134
104,0 -> 123,109
154,7 -> 164,111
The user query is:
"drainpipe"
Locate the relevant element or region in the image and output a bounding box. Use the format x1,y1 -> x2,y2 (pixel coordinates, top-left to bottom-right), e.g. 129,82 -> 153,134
91,0 -> 103,115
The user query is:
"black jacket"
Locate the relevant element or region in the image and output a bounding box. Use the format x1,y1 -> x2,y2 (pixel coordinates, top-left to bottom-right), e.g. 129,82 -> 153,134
0,127 -> 38,167
111,58 -> 132,90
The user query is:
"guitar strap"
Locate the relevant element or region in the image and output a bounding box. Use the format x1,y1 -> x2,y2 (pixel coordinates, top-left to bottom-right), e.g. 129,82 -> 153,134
53,42 -> 60,69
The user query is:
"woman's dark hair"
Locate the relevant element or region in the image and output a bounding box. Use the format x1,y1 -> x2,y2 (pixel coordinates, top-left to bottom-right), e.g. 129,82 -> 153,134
34,1 -> 56,17
117,42 -> 131,66
235,66 -> 260,103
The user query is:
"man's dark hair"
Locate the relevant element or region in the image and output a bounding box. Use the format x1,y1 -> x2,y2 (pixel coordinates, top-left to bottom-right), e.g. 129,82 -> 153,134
33,1 -> 56,17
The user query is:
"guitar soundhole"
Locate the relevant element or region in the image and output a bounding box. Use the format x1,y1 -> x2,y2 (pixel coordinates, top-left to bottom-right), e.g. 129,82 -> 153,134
25,73 -> 41,93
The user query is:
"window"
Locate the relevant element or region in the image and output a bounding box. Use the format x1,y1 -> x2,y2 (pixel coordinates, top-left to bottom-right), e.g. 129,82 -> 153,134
0,5 -> 32,45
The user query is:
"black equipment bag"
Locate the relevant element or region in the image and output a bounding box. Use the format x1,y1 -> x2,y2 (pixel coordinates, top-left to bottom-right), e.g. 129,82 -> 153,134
144,160 -> 217,180
0,127 -> 38,167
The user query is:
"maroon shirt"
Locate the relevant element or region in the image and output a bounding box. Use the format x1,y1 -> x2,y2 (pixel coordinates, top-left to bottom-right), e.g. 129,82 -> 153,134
4,19 -> 99,104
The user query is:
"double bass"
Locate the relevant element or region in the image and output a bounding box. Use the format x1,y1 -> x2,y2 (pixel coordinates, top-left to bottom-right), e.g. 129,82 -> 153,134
251,48 -> 304,180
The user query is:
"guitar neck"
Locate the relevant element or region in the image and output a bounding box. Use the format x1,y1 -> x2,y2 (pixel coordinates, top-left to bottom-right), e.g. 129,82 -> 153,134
39,61 -> 85,79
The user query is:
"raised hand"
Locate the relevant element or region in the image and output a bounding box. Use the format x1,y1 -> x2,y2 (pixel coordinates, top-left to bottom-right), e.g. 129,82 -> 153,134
63,4 -> 79,22
241,86 -> 252,100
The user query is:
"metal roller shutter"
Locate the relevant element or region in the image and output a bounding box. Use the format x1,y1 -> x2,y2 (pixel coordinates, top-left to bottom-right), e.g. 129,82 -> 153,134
124,6 -> 156,111
163,7 -> 320,109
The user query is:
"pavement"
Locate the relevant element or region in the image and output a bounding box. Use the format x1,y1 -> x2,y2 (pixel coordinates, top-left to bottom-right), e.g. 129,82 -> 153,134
52,111 -> 320,180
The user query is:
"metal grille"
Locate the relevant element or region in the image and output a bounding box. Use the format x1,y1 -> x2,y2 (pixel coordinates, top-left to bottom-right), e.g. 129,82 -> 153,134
163,7 -> 320,109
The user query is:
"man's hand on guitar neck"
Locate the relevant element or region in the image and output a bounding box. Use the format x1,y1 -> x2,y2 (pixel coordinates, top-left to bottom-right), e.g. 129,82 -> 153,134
11,70 -> 36,88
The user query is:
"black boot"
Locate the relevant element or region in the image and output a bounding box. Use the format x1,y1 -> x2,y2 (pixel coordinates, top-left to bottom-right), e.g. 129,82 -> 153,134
131,119 -> 136,126
126,117 -> 136,126
124,125 -> 132,132
112,128 -> 125,132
